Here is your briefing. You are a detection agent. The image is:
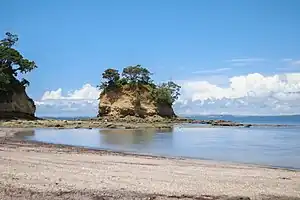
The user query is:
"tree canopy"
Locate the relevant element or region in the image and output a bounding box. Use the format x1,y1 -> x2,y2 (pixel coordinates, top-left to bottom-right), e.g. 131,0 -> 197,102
98,68 -> 120,90
153,81 -> 181,105
99,65 -> 181,105
122,65 -> 152,85
0,32 -> 37,91
102,68 -> 120,83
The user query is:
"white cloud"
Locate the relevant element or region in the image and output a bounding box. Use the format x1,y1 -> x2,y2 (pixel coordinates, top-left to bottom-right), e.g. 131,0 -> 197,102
34,73 -> 300,116
226,58 -> 265,63
179,73 -> 300,101
225,58 -> 265,67
192,68 -> 231,74
36,84 -> 100,117
281,58 -> 293,62
176,73 -> 300,115
41,84 -> 99,100
281,58 -> 300,66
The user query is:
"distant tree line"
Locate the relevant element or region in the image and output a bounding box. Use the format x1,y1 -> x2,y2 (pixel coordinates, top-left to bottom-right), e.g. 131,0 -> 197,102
98,65 -> 181,105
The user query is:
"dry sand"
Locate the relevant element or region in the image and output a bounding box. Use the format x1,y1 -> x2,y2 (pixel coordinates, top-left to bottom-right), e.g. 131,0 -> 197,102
0,128 -> 299,200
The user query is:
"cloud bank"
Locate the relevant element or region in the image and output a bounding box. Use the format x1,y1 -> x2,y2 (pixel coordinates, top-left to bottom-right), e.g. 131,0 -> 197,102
35,73 -> 300,117
36,84 -> 100,117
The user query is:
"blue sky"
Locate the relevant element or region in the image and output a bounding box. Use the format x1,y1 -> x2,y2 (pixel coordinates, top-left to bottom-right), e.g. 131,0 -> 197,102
1,0 -> 300,116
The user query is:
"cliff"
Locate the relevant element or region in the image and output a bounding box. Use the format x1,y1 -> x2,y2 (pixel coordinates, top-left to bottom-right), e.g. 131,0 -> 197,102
0,84 -> 36,120
98,85 -> 176,118
0,32 -> 37,120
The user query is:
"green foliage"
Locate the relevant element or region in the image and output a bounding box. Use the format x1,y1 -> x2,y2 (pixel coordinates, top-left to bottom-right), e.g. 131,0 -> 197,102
152,81 -> 181,105
162,81 -> 181,103
0,32 -> 37,91
0,72 -> 10,91
152,86 -> 173,105
122,65 -> 152,85
0,32 -> 18,48
99,65 -> 154,92
98,68 -> 120,92
102,68 -> 120,83
118,77 -> 128,86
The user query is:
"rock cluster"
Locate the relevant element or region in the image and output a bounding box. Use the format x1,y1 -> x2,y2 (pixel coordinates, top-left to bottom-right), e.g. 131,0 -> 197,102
98,86 -> 176,119
0,86 -> 36,120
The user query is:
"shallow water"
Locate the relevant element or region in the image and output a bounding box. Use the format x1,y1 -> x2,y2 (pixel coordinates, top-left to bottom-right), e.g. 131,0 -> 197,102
191,115 -> 300,125
20,126 -> 300,169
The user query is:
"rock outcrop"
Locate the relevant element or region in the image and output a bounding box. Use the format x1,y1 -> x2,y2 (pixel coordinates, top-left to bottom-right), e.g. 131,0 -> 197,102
0,85 -> 36,120
98,85 -> 176,119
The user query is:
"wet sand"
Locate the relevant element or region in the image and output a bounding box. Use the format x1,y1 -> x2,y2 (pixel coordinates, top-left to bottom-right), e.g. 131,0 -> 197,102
0,128 -> 299,200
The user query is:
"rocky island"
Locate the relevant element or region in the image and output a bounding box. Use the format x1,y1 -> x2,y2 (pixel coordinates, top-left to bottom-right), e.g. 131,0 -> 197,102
98,65 -> 179,119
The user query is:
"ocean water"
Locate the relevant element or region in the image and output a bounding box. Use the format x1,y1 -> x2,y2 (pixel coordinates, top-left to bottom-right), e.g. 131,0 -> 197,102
188,115 -> 300,125
19,125 -> 300,169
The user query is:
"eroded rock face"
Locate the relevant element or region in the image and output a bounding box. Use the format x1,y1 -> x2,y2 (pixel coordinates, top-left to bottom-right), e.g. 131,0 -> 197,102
157,103 -> 175,117
0,87 -> 36,120
98,86 -> 176,119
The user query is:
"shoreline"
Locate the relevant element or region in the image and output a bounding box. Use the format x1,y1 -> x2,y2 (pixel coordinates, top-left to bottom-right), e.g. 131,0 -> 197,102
2,127 -> 300,171
0,128 -> 300,200
7,128 -> 300,172
0,118 -> 297,130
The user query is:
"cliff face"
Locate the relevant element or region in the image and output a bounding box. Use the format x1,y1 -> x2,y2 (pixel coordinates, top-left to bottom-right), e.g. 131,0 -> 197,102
98,86 -> 175,118
0,86 -> 36,120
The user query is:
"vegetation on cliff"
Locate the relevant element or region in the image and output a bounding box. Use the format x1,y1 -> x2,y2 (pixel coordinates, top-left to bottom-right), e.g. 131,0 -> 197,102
0,32 -> 37,119
0,32 -> 37,92
98,65 -> 181,106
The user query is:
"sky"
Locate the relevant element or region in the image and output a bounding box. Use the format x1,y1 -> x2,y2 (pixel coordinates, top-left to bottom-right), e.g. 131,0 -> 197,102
1,0 -> 300,116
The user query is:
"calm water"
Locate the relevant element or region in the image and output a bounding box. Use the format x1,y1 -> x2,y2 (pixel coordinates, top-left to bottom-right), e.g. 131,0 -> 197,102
190,115 -> 300,125
20,126 -> 300,169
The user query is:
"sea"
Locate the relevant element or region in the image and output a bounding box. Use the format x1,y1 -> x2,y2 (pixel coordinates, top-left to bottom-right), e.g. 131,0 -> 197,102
189,115 -> 300,125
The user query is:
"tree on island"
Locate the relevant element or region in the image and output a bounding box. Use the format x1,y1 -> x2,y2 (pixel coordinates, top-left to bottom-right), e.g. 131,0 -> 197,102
154,81 -> 181,105
99,65 -> 181,106
98,68 -> 121,90
122,65 -> 153,85
0,32 -> 37,92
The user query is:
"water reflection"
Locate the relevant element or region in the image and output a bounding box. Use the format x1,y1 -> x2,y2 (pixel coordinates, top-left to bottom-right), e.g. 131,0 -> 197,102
99,128 -> 174,146
15,130 -> 35,137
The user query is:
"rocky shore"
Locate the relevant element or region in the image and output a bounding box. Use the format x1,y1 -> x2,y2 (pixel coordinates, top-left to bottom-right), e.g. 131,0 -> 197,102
0,117 -> 174,129
0,128 -> 299,200
0,116 -> 292,130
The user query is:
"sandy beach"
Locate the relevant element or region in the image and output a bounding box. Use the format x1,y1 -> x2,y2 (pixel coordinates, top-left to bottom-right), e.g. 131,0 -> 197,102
0,128 -> 299,200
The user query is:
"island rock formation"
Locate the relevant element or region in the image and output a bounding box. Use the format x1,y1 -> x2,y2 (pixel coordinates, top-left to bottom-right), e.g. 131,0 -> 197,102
0,84 -> 36,120
98,86 -> 176,119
